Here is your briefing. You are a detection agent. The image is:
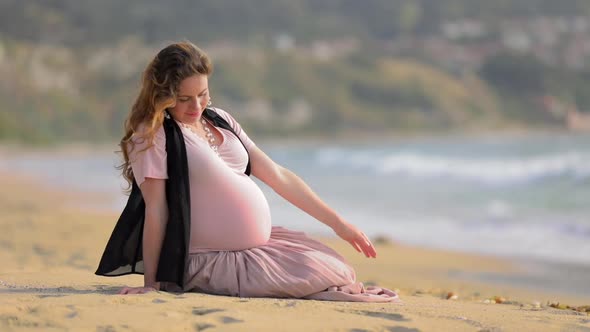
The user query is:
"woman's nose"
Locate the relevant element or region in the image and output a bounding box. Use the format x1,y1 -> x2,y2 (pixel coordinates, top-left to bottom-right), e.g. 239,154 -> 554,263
189,98 -> 200,109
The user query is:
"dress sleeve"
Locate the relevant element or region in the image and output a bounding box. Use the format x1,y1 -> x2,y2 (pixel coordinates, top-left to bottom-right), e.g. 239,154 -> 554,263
214,108 -> 256,150
128,124 -> 168,186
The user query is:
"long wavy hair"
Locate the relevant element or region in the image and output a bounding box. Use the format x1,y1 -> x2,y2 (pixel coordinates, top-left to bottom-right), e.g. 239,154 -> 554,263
118,41 -> 213,191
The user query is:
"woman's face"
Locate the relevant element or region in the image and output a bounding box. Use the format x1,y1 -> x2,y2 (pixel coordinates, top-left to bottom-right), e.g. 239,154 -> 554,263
168,74 -> 210,124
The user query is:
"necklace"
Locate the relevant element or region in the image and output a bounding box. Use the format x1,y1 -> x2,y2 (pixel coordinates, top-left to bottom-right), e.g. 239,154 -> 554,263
201,118 -> 220,156
180,119 -> 220,156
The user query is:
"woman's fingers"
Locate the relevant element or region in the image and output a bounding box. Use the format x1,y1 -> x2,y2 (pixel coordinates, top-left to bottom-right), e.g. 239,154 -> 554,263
365,238 -> 377,258
352,238 -> 371,258
346,235 -> 377,257
349,240 -> 362,253
336,222 -> 378,258
357,235 -> 377,258
360,242 -> 373,258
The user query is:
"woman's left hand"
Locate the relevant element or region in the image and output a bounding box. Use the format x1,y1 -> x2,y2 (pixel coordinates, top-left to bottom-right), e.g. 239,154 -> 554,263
332,221 -> 377,258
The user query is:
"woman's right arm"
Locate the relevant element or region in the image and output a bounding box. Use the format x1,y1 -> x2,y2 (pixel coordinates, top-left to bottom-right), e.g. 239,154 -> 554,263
118,178 -> 168,294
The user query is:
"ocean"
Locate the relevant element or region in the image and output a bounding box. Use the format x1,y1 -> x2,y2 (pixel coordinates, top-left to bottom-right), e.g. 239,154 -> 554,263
2,132 -> 589,296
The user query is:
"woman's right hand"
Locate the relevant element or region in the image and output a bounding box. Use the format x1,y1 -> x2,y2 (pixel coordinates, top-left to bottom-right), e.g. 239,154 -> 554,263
118,286 -> 158,295
332,219 -> 377,258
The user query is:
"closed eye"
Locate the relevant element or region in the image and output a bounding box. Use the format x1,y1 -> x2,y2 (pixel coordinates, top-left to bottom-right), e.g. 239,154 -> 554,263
178,88 -> 208,101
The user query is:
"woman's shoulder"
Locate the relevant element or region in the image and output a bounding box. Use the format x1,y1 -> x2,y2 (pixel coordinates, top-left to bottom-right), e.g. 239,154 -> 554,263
211,107 -> 232,121
211,107 -> 243,128
210,107 -> 255,148
129,122 -> 166,152
133,121 -> 166,139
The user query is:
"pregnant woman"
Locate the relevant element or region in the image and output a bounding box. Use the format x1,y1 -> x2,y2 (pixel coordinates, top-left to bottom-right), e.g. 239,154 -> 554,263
95,41 -> 398,302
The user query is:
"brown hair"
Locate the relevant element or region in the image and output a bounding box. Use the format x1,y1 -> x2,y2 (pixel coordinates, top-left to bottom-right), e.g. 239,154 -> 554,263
118,41 -> 213,191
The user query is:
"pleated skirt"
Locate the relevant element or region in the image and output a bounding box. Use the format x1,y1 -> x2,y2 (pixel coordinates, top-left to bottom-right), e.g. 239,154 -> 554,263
183,227 -> 399,302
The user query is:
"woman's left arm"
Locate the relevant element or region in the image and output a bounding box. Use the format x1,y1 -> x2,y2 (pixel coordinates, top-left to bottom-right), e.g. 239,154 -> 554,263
250,145 -> 377,258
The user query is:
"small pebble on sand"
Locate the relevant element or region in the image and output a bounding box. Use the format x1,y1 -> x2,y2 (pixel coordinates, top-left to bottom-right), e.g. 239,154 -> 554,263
493,296 -> 506,304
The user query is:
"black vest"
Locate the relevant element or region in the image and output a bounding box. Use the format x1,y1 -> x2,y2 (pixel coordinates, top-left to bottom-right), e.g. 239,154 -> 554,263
95,108 -> 251,288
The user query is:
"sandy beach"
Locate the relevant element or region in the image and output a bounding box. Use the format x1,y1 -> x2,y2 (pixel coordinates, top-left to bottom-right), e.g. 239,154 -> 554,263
1,172 -> 589,332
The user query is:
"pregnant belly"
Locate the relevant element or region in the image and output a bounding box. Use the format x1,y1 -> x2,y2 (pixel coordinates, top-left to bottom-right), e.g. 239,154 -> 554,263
189,176 -> 272,252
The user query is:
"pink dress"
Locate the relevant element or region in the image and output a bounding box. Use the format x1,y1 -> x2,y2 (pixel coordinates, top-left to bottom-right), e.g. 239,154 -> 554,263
129,109 -> 398,302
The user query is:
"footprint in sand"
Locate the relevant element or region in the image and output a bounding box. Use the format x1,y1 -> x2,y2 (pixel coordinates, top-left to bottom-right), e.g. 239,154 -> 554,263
387,327 -> 421,332
341,310 -> 409,322
192,307 -> 225,316
220,316 -> 243,324
32,244 -> 55,258
96,325 -> 117,332
443,315 -> 489,330
194,323 -> 215,331
152,298 -> 166,304
66,252 -> 93,270
65,305 -> 78,319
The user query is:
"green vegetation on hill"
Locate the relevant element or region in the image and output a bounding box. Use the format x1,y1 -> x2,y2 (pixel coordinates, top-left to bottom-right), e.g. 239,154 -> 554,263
1,1 -> 589,143
3,1 -> 590,45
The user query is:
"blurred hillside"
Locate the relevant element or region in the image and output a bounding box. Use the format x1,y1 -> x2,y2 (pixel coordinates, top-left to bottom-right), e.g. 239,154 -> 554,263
2,0 -> 590,143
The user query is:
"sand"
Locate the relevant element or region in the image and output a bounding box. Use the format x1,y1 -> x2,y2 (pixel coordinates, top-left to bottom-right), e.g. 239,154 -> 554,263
1,172 -> 589,332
